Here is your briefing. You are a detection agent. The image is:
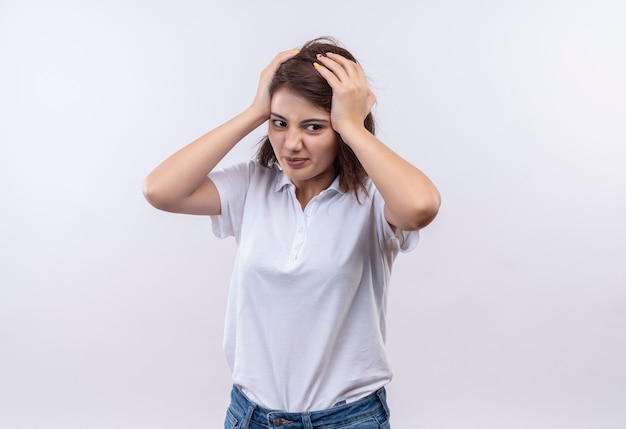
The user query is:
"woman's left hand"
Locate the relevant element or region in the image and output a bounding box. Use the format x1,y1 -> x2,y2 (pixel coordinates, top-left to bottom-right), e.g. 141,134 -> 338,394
313,52 -> 376,136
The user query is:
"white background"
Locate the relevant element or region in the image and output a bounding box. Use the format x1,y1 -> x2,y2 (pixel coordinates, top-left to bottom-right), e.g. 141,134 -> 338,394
1,0 -> 625,428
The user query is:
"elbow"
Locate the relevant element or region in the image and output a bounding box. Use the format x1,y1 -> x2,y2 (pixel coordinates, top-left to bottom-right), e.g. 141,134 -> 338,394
142,176 -> 171,211
402,192 -> 441,231
414,203 -> 440,230
416,190 -> 441,229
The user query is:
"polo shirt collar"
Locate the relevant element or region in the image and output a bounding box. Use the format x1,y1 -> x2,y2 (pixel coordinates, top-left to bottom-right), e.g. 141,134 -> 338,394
274,169 -> 345,195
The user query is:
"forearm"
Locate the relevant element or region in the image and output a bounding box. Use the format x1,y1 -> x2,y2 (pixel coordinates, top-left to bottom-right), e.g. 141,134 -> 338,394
341,126 -> 441,230
143,106 -> 266,205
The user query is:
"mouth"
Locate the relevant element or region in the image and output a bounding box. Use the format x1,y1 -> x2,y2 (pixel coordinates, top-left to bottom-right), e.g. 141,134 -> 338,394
283,157 -> 308,168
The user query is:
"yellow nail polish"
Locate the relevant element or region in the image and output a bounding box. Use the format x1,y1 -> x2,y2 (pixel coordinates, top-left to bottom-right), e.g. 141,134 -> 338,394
294,49 -> 300,54
313,62 -> 320,67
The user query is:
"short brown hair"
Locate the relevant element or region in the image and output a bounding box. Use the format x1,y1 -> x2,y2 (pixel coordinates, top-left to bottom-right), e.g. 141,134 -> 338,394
256,37 -> 375,201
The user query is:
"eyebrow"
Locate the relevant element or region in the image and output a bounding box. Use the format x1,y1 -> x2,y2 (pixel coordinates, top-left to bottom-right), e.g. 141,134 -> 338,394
270,112 -> 330,125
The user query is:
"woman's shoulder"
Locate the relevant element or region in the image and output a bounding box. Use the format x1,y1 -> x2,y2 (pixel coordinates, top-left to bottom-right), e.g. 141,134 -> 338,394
360,176 -> 380,202
217,159 -> 280,178
248,159 -> 283,182
241,160 -> 286,191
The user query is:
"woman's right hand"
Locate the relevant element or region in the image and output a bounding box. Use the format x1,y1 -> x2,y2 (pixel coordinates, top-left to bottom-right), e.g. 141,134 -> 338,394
250,49 -> 300,118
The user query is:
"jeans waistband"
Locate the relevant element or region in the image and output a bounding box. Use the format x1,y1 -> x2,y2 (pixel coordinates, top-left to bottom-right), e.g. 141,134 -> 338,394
227,385 -> 390,429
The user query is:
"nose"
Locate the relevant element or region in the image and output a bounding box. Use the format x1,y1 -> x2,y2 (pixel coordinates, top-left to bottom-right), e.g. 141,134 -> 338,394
284,127 -> 303,151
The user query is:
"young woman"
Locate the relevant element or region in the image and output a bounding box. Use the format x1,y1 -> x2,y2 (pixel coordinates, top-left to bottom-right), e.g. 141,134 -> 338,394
143,38 -> 440,429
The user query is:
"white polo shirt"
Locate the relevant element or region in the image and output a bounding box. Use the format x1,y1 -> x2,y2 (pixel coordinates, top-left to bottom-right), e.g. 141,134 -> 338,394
209,160 -> 418,412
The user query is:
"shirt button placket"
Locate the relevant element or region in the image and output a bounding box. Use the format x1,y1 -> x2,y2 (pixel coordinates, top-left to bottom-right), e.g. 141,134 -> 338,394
291,218 -> 305,261
304,200 -> 317,226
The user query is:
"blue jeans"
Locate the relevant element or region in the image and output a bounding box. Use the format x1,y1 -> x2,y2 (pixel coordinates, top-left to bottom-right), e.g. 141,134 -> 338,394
224,385 -> 391,429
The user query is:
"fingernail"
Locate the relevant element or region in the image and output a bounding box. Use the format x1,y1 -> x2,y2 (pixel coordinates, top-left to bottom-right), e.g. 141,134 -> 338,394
316,53 -> 324,59
313,62 -> 320,68
294,49 -> 301,54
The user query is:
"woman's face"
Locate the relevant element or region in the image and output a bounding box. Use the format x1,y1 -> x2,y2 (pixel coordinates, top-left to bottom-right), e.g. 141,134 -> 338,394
268,88 -> 338,189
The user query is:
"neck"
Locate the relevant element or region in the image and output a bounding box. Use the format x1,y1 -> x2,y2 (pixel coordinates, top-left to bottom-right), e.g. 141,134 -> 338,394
293,173 -> 336,210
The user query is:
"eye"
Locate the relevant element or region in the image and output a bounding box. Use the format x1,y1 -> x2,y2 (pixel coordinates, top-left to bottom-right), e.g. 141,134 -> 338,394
305,124 -> 323,132
272,119 -> 287,128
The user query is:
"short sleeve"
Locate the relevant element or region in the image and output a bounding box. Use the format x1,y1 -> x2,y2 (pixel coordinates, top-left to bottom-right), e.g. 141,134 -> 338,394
208,161 -> 254,240
371,185 -> 420,253
393,228 -> 420,252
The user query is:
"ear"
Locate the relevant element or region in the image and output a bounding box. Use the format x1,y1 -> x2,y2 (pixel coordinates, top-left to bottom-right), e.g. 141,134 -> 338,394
366,89 -> 376,113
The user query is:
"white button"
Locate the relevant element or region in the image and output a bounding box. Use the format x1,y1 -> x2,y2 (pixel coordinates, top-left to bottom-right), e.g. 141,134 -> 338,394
298,227 -> 303,233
